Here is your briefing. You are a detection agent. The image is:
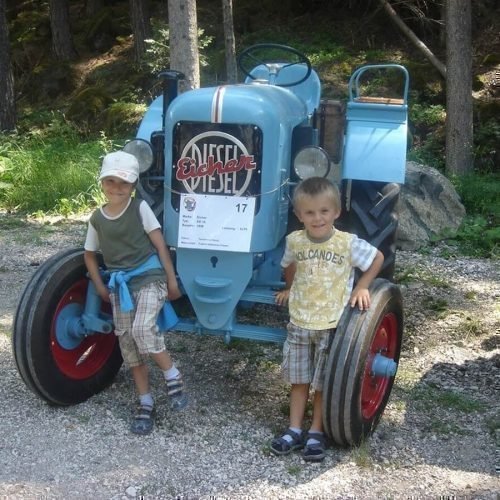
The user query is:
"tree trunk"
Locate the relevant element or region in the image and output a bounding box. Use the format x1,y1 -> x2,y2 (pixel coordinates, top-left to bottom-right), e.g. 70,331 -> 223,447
222,0 -> 237,83
49,0 -> 77,60
129,0 -> 152,63
378,0 -> 446,78
0,0 -> 16,131
445,0 -> 473,175
85,0 -> 102,17
168,0 -> 200,92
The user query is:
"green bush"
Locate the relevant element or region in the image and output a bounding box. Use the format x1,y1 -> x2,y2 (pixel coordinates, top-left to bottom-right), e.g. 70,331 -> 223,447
453,216 -> 499,258
473,119 -> 500,173
453,172 -> 500,219
448,173 -> 500,258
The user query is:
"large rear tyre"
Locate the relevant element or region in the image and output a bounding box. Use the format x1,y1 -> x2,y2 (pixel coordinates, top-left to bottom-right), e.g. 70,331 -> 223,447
338,180 -> 400,281
12,247 -> 122,406
323,279 -> 403,446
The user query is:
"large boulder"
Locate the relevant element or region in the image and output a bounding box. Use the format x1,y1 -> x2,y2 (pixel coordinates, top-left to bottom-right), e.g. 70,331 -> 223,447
396,161 -> 466,250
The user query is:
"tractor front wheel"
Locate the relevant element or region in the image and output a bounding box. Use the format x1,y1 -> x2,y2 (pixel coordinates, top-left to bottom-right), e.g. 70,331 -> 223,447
12,247 -> 122,406
322,279 -> 403,446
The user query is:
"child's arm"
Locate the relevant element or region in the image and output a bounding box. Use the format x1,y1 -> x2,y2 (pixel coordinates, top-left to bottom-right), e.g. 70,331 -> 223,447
275,262 -> 296,306
84,250 -> 110,302
349,249 -> 384,310
148,228 -> 182,300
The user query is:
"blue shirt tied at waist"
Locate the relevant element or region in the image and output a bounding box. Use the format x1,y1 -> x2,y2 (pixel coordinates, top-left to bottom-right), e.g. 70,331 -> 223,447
108,254 -> 178,331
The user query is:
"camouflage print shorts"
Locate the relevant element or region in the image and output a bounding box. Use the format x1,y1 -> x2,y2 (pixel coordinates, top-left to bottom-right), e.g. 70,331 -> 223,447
110,281 -> 167,368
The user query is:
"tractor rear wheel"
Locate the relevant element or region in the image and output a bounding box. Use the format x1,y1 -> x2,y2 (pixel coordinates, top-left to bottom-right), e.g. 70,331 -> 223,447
338,180 -> 400,281
322,279 -> 403,446
12,247 -> 122,406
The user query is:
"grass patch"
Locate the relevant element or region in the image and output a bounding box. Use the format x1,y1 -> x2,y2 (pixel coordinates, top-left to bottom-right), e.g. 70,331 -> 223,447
279,401 -> 290,417
0,216 -> 29,229
168,341 -> 189,353
410,386 -> 486,413
421,295 -> 449,315
224,338 -> 267,362
395,267 -> 420,285
427,419 -> 469,436
12,232 -> 45,246
0,116 -> 120,214
258,359 -> 280,372
454,316 -> 488,340
395,267 -> 450,288
390,399 -> 407,412
484,416 -> 500,440
287,465 -> 301,476
0,325 -> 11,339
424,275 -> 451,289
260,442 -> 272,456
393,366 -> 421,391
351,441 -> 373,468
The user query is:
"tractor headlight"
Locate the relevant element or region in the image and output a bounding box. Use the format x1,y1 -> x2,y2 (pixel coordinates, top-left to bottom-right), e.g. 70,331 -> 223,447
123,139 -> 154,174
293,146 -> 331,179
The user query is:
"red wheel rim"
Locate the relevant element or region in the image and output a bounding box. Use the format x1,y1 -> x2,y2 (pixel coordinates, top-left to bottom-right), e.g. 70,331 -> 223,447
50,279 -> 116,380
361,312 -> 398,420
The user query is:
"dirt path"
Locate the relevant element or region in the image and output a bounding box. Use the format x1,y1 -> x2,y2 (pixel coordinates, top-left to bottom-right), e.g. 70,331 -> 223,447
0,213 -> 498,499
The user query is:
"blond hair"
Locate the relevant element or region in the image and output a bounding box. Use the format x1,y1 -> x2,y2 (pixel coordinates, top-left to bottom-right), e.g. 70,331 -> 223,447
292,177 -> 341,212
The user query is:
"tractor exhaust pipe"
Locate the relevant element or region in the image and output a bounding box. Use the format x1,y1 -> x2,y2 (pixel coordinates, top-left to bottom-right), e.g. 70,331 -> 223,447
158,70 -> 185,129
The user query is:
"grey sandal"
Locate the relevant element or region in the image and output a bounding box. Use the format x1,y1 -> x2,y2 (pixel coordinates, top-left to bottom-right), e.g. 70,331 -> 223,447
166,375 -> 188,411
302,431 -> 327,462
270,429 -> 304,455
130,404 -> 155,435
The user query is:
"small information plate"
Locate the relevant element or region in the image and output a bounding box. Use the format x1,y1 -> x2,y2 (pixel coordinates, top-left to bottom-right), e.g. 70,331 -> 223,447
178,193 -> 255,252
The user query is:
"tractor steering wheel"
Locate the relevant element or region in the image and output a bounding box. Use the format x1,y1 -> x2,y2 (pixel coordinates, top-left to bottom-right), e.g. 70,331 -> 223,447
237,43 -> 312,87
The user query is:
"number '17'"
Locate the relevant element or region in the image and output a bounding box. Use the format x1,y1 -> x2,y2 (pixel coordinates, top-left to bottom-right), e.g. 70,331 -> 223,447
236,203 -> 247,213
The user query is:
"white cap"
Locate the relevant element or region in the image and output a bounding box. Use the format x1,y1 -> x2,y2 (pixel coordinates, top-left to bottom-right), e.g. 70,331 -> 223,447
99,151 -> 139,183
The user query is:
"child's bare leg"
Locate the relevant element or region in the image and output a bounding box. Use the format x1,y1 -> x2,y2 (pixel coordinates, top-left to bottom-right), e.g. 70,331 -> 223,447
130,363 -> 149,396
289,383 -> 310,429
150,350 -> 173,371
151,349 -> 188,411
310,390 -> 323,433
303,390 -> 327,462
130,363 -> 155,435
270,383 -> 309,455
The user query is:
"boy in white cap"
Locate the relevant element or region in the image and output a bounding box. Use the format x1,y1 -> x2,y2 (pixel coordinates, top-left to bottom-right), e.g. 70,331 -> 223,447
84,151 -> 187,435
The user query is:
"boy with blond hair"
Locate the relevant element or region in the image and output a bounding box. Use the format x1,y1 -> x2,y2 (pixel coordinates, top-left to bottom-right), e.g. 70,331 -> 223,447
272,176 -> 384,461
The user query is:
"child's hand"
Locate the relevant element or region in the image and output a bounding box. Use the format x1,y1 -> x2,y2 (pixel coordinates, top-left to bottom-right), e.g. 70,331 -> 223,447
97,285 -> 111,303
167,280 -> 182,301
350,287 -> 371,311
275,289 -> 290,306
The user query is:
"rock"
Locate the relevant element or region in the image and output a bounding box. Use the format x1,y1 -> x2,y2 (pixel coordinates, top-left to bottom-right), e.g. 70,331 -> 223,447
125,486 -> 137,497
396,161 -> 466,250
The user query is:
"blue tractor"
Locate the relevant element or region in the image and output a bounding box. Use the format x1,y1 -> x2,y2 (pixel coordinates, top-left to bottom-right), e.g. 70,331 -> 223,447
13,44 -> 409,446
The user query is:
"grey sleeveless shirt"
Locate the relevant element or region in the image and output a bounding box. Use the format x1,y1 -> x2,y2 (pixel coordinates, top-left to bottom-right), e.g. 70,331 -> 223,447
89,198 -> 166,292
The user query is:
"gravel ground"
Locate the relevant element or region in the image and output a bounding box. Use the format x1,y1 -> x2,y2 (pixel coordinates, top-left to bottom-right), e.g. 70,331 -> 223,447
0,213 -> 499,499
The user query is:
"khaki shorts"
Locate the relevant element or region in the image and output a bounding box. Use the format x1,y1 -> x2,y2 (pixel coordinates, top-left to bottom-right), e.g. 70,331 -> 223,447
110,281 -> 167,368
281,322 -> 333,392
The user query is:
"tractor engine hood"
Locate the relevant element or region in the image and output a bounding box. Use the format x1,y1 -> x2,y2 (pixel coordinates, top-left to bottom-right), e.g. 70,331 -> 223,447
167,83 -> 308,128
